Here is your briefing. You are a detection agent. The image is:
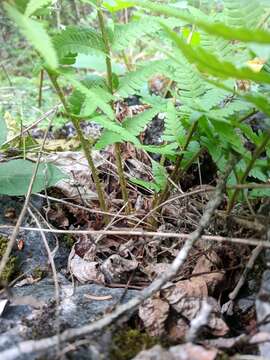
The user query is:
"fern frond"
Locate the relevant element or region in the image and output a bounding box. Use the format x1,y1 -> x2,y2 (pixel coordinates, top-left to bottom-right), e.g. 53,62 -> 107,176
4,3 -> 58,69
112,18 -> 160,52
117,60 -> 171,97
25,0 -> 52,17
112,16 -> 181,52
223,0 -> 264,28
53,26 -> 105,61
64,74 -> 114,119
163,101 -> 185,145
208,99 -> 253,120
92,116 -> 140,145
123,108 -> 162,136
170,55 -> 209,102
95,130 -> 123,150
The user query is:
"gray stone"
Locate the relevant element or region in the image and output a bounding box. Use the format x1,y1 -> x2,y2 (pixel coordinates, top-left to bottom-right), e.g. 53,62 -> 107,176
0,277 -> 139,359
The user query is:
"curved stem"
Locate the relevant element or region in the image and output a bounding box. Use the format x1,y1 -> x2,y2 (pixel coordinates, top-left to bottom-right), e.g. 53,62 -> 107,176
47,72 -> 109,223
227,131 -> 270,214
97,7 -> 131,214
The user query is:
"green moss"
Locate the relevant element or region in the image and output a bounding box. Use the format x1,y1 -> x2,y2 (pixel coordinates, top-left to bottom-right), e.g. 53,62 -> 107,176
0,235 -> 19,283
62,234 -> 76,249
32,267 -> 46,279
216,353 -> 230,360
110,328 -> 159,360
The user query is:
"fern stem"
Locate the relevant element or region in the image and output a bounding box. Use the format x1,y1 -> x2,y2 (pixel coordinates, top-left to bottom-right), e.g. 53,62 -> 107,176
47,71 -> 109,224
97,9 -> 113,94
226,131 -> 270,215
149,120 -> 198,227
38,69 -> 44,108
97,7 -> 131,214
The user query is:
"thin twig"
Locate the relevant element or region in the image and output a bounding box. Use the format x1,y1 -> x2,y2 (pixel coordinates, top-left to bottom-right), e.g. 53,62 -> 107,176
0,226 -> 267,247
27,207 -> 61,353
0,117 -> 53,278
1,105 -> 59,147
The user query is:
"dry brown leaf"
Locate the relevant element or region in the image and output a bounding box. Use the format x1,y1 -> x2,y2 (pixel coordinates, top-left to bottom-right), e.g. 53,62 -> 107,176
162,278 -> 208,308
139,296 -> 170,336
192,252 -> 224,294
119,239 -> 135,257
100,254 -> 138,283
41,151 -> 107,202
167,317 -> 189,342
143,263 -> 171,281
47,206 -> 69,228
68,254 -> 105,284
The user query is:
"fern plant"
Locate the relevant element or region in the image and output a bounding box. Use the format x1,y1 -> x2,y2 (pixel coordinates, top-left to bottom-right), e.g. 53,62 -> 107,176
4,0 -> 270,222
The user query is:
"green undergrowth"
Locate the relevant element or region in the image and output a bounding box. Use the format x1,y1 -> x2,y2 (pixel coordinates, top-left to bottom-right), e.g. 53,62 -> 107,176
0,235 -> 19,283
110,327 -> 167,360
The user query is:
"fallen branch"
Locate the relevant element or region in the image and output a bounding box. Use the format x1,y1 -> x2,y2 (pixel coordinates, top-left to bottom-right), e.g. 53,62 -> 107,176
0,156 -> 238,360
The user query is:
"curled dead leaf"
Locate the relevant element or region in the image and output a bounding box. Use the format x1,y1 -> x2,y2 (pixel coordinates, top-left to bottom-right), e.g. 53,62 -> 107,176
192,252 -> 224,294
139,297 -> 170,336
143,263 -> 171,281
69,254 -> 105,284
162,278 -> 208,308
100,254 -> 138,283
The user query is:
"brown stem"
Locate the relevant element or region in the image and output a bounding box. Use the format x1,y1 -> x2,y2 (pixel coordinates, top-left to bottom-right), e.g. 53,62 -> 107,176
47,72 -> 109,223
226,131 -> 270,214
97,8 -> 131,214
38,69 -> 44,108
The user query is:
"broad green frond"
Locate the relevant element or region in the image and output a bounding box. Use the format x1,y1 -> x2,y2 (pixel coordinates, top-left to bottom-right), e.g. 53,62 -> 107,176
25,0 -> 52,17
132,0 -> 270,44
95,130 -> 123,149
163,101 -> 185,145
92,116 -> 140,145
4,3 -> 58,69
118,60 -> 171,97
53,26 -> 106,61
123,108 -> 162,136
64,74 -> 114,119
152,159 -> 167,191
112,16 -> 181,52
208,99 -> 253,121
162,25 -> 270,85
223,0 -> 264,28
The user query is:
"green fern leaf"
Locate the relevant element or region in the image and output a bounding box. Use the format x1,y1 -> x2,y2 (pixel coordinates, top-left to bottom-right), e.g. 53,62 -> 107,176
152,159 -> 167,191
163,101 -> 185,145
53,26 -> 106,62
92,116 -> 140,145
129,177 -> 159,192
133,0 -> 270,44
4,3 -> 58,69
162,25 -> 270,85
123,108 -> 162,136
224,0 -> 264,29
118,60 -> 171,97
25,0 -> 52,17
95,130 -> 123,150
65,75 -> 114,119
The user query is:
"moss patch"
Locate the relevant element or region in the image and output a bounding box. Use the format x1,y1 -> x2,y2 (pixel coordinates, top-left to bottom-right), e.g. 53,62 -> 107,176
0,235 -> 19,283
110,327 -> 160,360
62,234 -> 76,249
